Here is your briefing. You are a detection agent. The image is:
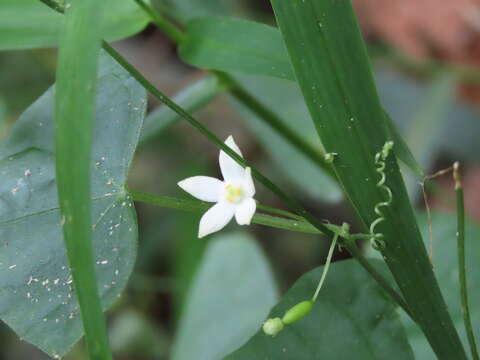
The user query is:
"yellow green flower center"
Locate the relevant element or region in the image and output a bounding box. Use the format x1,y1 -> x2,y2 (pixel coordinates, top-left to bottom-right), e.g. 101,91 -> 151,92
225,184 -> 243,203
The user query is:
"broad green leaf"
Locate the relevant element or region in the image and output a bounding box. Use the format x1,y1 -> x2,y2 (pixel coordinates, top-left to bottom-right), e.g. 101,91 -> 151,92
0,51 -> 146,357
231,75 -> 342,202
270,0 -> 464,358
228,259 -> 414,360
179,16 -> 422,177
179,17 -> 294,81
172,232 -> 278,360
0,0 -> 149,50
402,212 -> 480,359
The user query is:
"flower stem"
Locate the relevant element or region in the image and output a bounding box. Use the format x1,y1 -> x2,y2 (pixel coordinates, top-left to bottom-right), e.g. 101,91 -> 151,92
312,232 -> 338,302
129,189 -> 321,235
256,203 -> 304,221
454,163 -> 479,360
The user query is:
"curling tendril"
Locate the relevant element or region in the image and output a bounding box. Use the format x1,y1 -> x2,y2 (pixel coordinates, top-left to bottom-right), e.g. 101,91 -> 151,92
369,141 -> 394,250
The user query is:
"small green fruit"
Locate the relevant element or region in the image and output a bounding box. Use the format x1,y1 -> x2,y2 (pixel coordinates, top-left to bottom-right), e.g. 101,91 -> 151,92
262,317 -> 284,336
281,300 -> 313,325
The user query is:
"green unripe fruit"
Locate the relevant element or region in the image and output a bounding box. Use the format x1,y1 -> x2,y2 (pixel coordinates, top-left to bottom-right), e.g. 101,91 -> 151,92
262,317 -> 284,336
281,300 -> 313,325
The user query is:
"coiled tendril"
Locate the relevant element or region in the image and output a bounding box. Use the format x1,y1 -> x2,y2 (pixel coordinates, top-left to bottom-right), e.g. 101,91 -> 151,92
369,141 -> 394,250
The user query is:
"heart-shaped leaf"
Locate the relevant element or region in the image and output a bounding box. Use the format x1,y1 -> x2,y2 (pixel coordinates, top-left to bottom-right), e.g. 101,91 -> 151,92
0,51 -> 146,357
0,0 -> 149,50
227,259 -> 414,360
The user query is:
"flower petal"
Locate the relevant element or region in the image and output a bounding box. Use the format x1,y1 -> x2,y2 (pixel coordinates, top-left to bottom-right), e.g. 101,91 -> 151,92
235,198 -> 256,225
178,176 -> 224,202
198,202 -> 235,238
242,167 -> 255,197
219,135 -> 245,181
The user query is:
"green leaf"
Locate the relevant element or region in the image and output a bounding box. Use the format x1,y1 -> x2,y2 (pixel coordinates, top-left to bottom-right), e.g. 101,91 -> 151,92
55,0 -> 109,358
179,17 -> 294,81
172,232 -> 278,360
231,74 -> 342,202
0,0 -> 149,50
0,51 -> 146,357
227,259 -> 414,360
402,212 -> 480,359
270,0 -> 465,358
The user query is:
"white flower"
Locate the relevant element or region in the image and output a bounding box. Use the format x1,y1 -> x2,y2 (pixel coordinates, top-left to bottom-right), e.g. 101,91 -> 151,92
178,135 -> 256,238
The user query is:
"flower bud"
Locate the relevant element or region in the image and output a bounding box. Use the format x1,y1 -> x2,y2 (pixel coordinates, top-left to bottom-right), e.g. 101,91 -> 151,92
281,300 -> 313,325
262,317 -> 284,336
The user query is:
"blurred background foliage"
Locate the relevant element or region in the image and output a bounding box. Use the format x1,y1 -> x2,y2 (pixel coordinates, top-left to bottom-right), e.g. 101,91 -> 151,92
1,0 -> 480,358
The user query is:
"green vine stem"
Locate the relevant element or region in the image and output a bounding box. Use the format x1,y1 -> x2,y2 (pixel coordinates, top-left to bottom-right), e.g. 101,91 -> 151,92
128,189 -> 321,235
454,163 -> 480,360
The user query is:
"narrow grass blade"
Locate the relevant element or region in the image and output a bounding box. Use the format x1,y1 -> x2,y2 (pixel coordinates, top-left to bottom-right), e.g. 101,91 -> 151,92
55,0 -> 112,359
454,163 -> 480,360
270,0 -> 465,358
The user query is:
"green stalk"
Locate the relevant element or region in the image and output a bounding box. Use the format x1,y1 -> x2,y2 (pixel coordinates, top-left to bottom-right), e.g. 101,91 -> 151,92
54,0 -> 112,359
256,203 -> 304,221
454,163 -> 480,360
129,189 -> 320,234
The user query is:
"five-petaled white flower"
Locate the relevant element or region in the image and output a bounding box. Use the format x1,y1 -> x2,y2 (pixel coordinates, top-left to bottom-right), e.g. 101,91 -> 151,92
178,135 -> 256,238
